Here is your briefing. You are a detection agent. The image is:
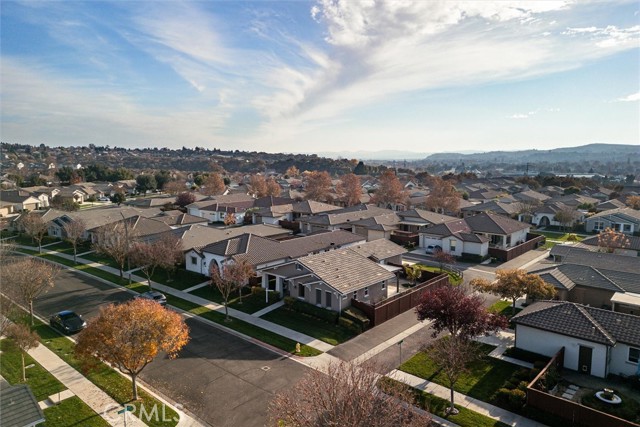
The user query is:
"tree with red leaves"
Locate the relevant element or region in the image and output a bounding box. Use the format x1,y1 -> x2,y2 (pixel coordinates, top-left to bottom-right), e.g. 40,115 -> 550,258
415,285 -> 507,341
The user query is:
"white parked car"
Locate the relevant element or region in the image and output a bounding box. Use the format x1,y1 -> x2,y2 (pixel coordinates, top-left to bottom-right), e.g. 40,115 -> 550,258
425,245 -> 442,254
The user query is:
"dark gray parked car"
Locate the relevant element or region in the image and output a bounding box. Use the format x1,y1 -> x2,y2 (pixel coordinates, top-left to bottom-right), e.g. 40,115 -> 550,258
135,290 -> 167,306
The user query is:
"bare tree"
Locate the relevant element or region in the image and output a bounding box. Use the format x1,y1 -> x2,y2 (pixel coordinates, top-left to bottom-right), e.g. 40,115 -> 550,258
433,250 -> 455,273
163,180 -> 187,195
0,237 -> 16,261
92,223 -> 132,278
63,218 -> 86,263
304,171 -> 332,202
337,173 -> 362,207
7,323 -> 40,382
175,191 -> 197,208
0,298 -> 18,337
210,260 -> 253,321
200,173 -> 226,196
130,234 -> 183,289
425,177 -> 461,214
626,195 -> 640,210
268,360 -> 431,427
371,170 -> 407,207
1,257 -> 59,325
554,207 -> 577,232
428,336 -> 479,415
20,213 -> 48,253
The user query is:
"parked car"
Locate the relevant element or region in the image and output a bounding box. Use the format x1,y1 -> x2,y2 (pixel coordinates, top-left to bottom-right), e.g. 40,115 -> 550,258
135,290 -> 167,306
425,245 -> 442,254
49,310 -> 87,334
97,196 -> 110,202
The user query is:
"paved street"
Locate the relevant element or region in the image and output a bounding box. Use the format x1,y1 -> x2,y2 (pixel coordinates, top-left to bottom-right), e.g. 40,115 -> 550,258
32,267 -> 311,427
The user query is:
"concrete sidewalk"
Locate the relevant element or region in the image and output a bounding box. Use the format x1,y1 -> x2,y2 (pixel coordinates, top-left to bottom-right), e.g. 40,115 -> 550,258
388,370 -> 548,427
20,245 -> 333,353
28,342 -> 145,427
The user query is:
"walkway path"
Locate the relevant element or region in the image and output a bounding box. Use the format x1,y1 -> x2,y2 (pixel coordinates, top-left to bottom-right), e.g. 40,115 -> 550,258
28,342 -> 145,427
19,245 -> 334,353
388,369 -> 548,427
475,329 -> 534,369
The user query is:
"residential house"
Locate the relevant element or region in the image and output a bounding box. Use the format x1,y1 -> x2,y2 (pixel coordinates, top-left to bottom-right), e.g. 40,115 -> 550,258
539,246 -> 640,314
260,249 -> 395,313
512,301 -> 640,378
595,199 -> 626,212
576,234 -> 640,257
513,189 -> 551,205
585,207 -> 640,235
524,201 -> 584,229
0,190 -> 41,211
187,194 -> 256,223
420,212 -> 530,258
461,201 -> 520,218
0,384 -> 45,427
297,204 -> 395,236
185,229 -> 365,277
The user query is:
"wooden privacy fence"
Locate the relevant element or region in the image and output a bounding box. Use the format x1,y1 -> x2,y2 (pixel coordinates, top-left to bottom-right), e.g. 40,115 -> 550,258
489,233 -> 546,262
351,272 -> 449,327
526,347 -> 638,427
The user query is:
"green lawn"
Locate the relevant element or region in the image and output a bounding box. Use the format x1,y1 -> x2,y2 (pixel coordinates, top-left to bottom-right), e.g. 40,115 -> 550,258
165,295 -> 322,356
150,268 -> 207,290
190,285 -> 281,314
489,300 -> 523,319
261,306 -> 357,346
48,240 -> 93,255
582,391 -> 640,423
535,231 -> 584,242
0,339 -> 66,401
81,252 -> 122,269
399,342 -> 520,402
42,396 -> 110,427
411,264 -> 463,285
381,378 -> 509,427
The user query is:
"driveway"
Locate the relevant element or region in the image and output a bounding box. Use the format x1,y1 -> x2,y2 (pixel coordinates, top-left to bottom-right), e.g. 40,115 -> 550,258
32,267 -> 310,427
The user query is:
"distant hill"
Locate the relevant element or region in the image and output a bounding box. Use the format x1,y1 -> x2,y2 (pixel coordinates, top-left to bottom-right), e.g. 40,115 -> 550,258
424,144 -> 639,164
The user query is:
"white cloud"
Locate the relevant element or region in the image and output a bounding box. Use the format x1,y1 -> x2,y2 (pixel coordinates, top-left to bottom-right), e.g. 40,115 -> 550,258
563,25 -> 640,48
507,114 -> 531,119
617,92 -> 640,102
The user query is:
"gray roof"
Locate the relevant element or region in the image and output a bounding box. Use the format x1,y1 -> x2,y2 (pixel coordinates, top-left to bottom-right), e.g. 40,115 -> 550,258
465,212 -> 529,235
156,224 -> 292,251
291,200 -> 341,214
0,384 -> 45,427
301,204 -> 394,226
298,249 -> 395,294
461,201 -> 520,216
398,209 -> 457,225
531,264 -> 625,293
587,207 -> 640,222
421,218 -> 490,243
580,234 -> 640,251
512,301 -> 640,347
550,246 -> 640,275
347,239 -> 407,261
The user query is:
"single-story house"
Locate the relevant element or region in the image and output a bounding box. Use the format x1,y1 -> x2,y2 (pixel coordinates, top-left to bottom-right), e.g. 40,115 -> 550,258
1,384 -> 45,427
523,201 -> 584,228
461,201 -> 520,219
260,249 -> 396,312
0,190 -> 41,211
512,301 -> 640,378
298,204 -> 396,236
585,207 -> 640,235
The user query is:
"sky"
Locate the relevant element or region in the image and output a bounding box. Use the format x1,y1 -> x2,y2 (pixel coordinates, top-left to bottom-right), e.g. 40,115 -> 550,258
1,0 -> 639,156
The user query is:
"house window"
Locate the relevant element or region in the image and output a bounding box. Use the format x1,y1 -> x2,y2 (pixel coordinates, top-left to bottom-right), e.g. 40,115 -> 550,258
450,239 -> 457,252
295,263 -> 302,271
381,282 -> 386,290
623,224 -> 631,232
594,221 -> 604,231
629,347 -> 640,364
191,256 -> 197,265
364,287 -> 369,298
298,284 -> 305,298
353,291 -> 357,299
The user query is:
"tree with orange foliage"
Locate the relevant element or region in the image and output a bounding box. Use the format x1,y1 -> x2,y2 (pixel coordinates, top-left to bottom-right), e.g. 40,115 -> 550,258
626,195 -> 640,210
471,269 -> 556,315
250,175 -> 268,197
224,212 -> 237,226
338,173 -> 362,207
75,299 -> 189,400
425,176 -> 461,214
200,173 -> 226,196
597,227 -> 630,253
304,171 -> 332,202
266,177 -> 281,197
371,170 -> 406,207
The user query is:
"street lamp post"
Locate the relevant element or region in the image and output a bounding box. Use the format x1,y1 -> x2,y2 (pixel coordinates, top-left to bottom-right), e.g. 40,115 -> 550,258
397,339 -> 404,366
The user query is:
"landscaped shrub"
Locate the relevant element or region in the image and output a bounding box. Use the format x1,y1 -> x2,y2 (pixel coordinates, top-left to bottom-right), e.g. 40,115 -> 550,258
283,297 -> 339,324
337,316 -> 361,334
342,306 -> 370,330
517,381 -> 529,392
528,368 -> 541,381
566,233 -> 579,241
508,389 -> 526,410
459,253 -> 487,263
494,388 -> 512,406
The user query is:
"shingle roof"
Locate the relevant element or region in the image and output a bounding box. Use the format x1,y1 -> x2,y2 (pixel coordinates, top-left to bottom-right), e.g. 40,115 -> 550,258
512,301 -> 640,347
580,235 -> 640,251
1,384 -> 45,427
398,209 -> 457,225
302,204 -> 394,226
298,249 -> 395,294
461,201 -> 520,216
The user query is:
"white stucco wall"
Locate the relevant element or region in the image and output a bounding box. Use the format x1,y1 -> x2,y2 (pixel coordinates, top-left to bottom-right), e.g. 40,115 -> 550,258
609,343 -> 640,377
510,228 -> 529,246
515,325 -> 608,378
461,241 -> 488,257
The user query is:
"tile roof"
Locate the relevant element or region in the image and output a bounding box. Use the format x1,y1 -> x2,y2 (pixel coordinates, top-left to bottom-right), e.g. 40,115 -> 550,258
298,249 -> 395,294
465,212 -> 529,235
461,201 -> 520,216
348,239 -> 407,261
398,209 -> 457,224
587,207 -> 640,222
580,235 -> 640,251
512,301 -> 640,347
301,204 -> 394,226
1,384 -> 45,427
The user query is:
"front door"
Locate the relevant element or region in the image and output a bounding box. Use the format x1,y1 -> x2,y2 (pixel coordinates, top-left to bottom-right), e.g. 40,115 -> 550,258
578,346 -> 592,374
316,288 -> 322,306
